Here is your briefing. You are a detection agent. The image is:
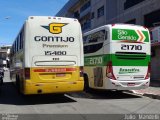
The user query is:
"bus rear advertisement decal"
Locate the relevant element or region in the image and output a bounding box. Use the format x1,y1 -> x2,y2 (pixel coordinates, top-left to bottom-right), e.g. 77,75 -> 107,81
112,29 -> 149,42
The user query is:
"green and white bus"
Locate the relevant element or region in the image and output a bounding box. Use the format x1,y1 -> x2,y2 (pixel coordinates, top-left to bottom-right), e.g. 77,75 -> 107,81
83,24 -> 150,91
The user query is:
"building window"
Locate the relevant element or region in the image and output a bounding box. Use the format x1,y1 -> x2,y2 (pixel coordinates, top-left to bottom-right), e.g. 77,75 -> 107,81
82,20 -> 91,31
16,36 -> 19,52
144,9 -> 160,28
14,41 -> 16,53
80,1 -> 91,13
91,12 -> 94,19
97,6 -> 104,18
74,11 -> 79,19
124,0 -> 145,10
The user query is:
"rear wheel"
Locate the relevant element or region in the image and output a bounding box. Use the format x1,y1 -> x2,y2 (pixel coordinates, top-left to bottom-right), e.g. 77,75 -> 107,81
116,90 -> 124,94
16,75 -> 21,93
84,74 -> 90,92
0,77 -> 3,85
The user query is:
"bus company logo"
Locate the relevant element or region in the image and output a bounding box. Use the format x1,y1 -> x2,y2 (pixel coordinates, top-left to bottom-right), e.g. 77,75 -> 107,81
119,68 -> 140,74
42,23 -> 68,34
113,29 -> 149,43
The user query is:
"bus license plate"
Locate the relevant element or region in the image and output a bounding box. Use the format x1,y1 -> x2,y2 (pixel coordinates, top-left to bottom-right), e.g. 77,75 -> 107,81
56,73 -> 65,77
127,83 -> 135,86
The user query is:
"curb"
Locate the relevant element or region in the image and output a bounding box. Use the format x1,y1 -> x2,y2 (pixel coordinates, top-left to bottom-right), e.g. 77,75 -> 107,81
143,93 -> 160,100
129,90 -> 160,100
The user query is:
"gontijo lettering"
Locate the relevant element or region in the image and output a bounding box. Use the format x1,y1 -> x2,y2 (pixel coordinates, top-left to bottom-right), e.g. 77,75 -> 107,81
34,36 -> 74,42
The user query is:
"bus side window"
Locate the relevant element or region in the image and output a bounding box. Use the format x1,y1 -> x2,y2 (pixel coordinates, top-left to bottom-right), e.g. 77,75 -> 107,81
105,31 -> 108,40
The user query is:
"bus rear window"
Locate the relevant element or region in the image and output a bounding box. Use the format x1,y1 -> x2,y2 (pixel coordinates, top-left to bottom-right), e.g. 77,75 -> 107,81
83,30 -> 105,44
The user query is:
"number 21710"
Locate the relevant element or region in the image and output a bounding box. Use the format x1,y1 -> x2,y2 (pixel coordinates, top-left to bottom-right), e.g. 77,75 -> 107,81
121,44 -> 142,50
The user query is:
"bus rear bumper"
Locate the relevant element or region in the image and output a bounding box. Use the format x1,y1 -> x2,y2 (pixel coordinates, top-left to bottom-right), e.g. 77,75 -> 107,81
105,79 -> 150,90
23,80 -> 84,95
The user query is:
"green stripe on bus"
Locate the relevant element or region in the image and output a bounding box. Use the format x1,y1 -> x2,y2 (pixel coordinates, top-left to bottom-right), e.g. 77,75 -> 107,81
84,54 -> 150,66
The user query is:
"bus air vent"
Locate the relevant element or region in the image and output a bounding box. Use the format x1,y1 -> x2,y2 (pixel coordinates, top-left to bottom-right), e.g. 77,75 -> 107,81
115,52 -> 146,60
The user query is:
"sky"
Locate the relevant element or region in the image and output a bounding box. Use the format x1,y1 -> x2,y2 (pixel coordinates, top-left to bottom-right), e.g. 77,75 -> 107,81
0,0 -> 68,46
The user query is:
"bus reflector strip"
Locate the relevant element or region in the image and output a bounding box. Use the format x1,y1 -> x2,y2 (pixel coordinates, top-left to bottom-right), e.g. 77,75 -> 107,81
34,68 -> 77,72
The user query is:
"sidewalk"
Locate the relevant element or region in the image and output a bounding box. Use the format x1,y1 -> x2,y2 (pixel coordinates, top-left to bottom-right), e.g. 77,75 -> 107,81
131,80 -> 160,100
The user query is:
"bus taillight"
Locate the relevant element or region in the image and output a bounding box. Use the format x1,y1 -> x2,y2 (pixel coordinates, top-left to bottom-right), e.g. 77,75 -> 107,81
25,68 -> 30,80
106,61 -> 116,80
145,62 -> 151,79
80,66 -> 84,77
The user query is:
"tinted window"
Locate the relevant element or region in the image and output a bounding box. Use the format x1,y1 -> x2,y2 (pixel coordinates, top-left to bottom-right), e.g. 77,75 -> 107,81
83,30 -> 106,54
84,43 -> 103,54
84,30 -> 105,44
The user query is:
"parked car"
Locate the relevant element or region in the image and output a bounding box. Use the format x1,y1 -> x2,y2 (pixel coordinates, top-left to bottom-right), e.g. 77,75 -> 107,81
3,67 -> 8,71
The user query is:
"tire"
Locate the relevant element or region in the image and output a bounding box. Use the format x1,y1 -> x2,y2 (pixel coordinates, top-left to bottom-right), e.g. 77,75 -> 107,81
0,78 -> 3,85
84,74 -> 90,92
16,75 -> 21,93
116,90 -> 124,94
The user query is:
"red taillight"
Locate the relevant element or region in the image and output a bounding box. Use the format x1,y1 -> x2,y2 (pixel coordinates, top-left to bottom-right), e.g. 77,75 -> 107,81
112,24 -> 115,26
145,62 -> 151,79
25,68 -> 30,80
106,61 -> 116,80
80,66 -> 83,77
143,26 -> 148,29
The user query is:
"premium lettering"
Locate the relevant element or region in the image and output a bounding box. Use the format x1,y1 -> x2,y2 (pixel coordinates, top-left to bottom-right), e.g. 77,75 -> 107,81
42,44 -> 68,48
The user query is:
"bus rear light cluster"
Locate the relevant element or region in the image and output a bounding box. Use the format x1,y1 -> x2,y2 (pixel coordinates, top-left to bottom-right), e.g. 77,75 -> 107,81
106,61 -> 116,80
25,68 -> 30,80
112,24 -> 115,26
143,26 -> 148,29
145,62 -> 151,79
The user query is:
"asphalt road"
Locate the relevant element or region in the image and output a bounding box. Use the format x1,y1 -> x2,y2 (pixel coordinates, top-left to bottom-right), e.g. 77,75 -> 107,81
0,71 -> 160,120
